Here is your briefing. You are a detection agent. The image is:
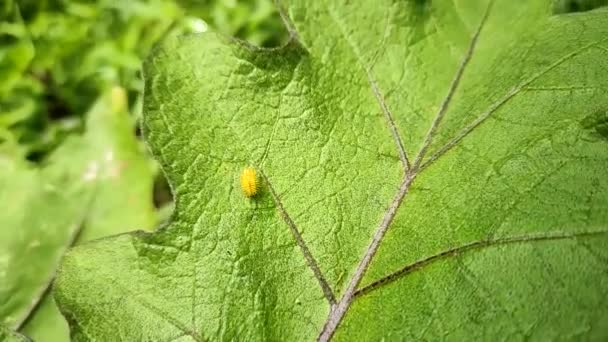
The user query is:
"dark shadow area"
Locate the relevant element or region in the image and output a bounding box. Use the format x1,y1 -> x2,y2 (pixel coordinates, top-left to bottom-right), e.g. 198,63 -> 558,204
153,173 -> 173,209
554,0 -> 608,13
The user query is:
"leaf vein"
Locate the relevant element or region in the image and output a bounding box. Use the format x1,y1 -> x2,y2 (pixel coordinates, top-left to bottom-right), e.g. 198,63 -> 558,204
354,229 -> 608,297
326,5 -> 411,171
412,0 -> 494,171
261,171 -> 337,306
119,285 -> 205,341
274,0 -> 300,42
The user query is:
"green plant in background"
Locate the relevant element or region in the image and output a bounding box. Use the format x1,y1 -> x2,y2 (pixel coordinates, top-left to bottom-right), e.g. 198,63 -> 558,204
178,0 -> 286,47
2,0 -> 180,159
0,0 -> 285,161
554,0 -> 608,12
1,87 -> 157,341
0,0 -> 35,157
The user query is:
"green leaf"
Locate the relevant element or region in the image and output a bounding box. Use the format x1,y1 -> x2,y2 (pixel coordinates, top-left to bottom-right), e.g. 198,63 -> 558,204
20,87 -> 158,342
0,88 -> 156,338
19,297 -> 67,342
54,1 -> 608,340
0,150 -> 90,329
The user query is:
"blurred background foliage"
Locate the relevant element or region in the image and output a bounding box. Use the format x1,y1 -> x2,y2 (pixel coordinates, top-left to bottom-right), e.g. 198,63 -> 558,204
553,0 -> 608,12
1,0 -> 287,220
0,0 -> 285,164
0,1 -> 284,339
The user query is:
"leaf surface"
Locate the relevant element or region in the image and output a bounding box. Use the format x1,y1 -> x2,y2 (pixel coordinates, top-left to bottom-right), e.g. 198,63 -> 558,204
54,1 -> 608,340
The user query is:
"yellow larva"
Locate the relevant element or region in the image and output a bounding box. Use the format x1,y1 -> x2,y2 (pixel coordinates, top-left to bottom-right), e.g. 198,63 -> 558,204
240,167 -> 258,198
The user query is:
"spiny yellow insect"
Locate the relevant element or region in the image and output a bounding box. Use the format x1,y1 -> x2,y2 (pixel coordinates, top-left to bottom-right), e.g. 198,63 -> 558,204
240,167 -> 258,198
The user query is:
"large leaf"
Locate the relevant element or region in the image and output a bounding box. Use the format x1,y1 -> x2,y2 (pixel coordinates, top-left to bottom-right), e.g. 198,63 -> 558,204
54,0 -> 608,340
0,88 -> 156,339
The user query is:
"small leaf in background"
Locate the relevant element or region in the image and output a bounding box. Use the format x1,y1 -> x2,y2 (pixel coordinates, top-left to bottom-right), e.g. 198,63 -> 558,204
0,87 -> 156,341
0,150 -> 91,329
53,0 -> 608,341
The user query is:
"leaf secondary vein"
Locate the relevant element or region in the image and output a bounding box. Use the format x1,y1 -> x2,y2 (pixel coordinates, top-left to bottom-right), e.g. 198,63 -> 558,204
412,0 -> 494,171
325,4 -> 411,171
114,282 -> 205,342
354,229 -> 608,297
367,69 -> 411,170
261,171 -> 337,306
274,0 -> 300,42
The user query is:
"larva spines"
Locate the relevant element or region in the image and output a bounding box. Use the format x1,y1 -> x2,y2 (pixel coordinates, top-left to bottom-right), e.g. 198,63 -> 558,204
240,167 -> 258,198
